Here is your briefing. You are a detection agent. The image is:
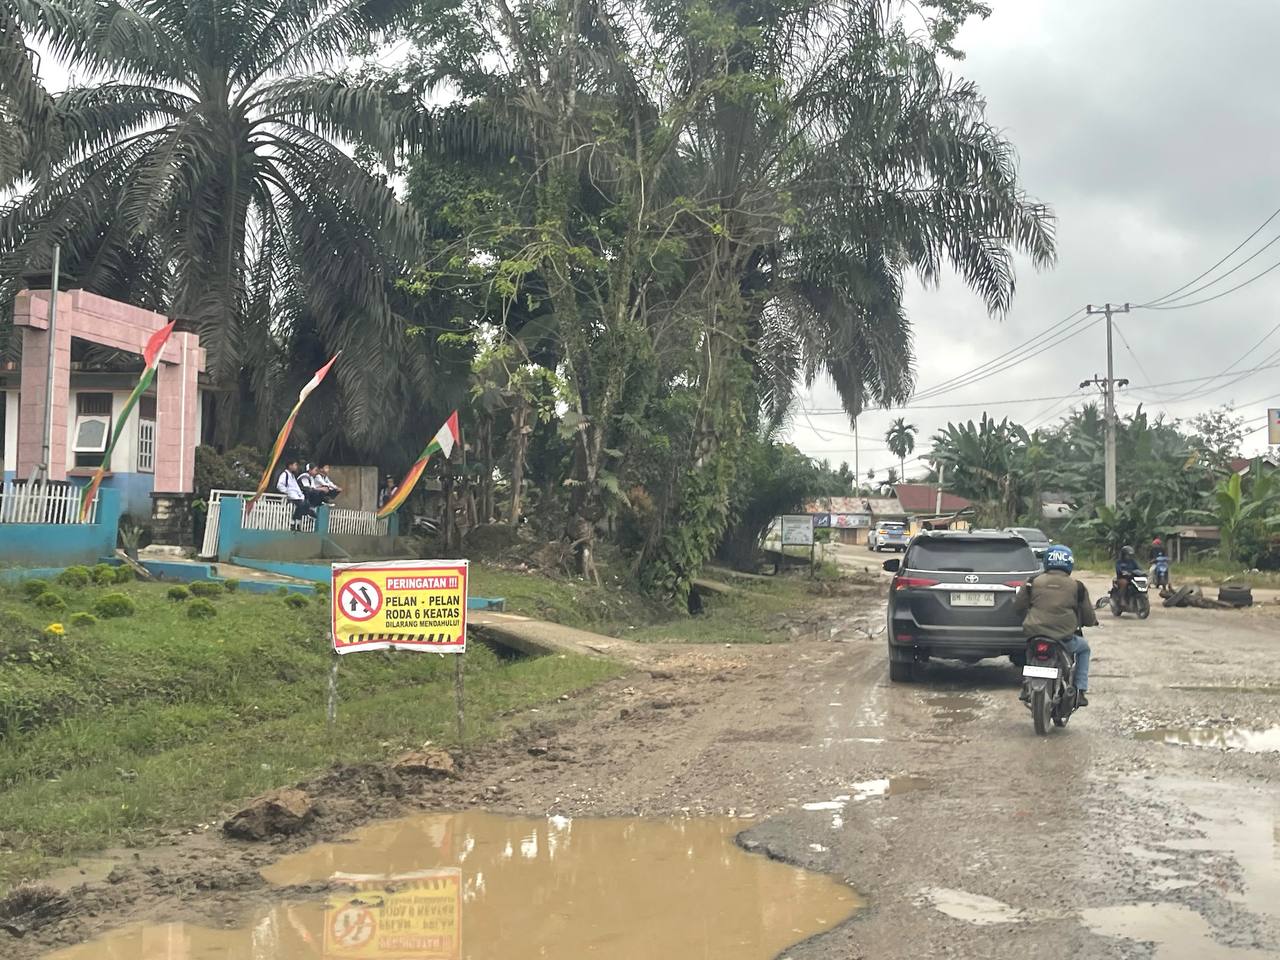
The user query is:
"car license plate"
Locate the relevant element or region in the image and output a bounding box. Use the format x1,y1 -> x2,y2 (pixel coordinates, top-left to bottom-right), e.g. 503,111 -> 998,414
950,592 -> 994,607
1023,665 -> 1059,680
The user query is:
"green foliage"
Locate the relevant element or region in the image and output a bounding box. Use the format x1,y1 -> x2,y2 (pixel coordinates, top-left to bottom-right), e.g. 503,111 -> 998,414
0,576 -> 623,885
90,564 -> 118,586
188,581 -> 222,599
885,419 -> 918,477
275,587 -> 290,597
222,579 -> 240,593
283,593 -> 309,610
69,612 -> 97,629
313,582 -> 329,598
33,592 -> 66,612
113,566 -> 135,585
186,598 -> 218,620
1199,465 -> 1280,564
56,566 -> 91,588
93,593 -> 137,619
19,580 -> 49,601
167,586 -> 191,602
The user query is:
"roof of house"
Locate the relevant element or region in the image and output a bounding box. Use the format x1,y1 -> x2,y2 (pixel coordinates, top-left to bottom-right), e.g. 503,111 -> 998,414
1230,454 -> 1279,474
805,496 -> 872,515
893,483 -> 973,515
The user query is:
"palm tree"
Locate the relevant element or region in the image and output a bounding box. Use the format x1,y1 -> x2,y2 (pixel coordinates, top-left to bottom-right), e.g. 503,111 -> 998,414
3,0 -> 421,444
885,418 -> 918,479
0,10 -> 57,186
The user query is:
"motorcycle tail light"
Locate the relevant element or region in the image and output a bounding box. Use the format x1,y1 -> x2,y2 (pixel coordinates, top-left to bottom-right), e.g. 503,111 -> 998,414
1034,641 -> 1053,660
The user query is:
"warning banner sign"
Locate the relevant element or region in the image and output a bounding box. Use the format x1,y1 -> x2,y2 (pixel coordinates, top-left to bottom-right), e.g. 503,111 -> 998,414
331,560 -> 468,655
324,869 -> 461,959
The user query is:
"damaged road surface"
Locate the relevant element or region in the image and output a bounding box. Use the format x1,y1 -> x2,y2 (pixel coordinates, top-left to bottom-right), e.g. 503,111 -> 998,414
7,590 -> 1280,959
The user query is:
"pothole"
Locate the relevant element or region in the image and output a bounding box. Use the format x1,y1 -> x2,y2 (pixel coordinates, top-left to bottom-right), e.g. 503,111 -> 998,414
1137,725 -> 1280,753
44,811 -> 863,960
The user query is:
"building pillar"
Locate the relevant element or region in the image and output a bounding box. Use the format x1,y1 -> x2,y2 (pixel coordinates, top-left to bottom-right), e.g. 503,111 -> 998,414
153,331 -> 199,494
14,291 -> 72,481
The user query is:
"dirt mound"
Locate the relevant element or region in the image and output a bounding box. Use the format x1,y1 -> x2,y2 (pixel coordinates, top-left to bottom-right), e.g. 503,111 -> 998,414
0,885 -> 71,937
223,788 -> 315,841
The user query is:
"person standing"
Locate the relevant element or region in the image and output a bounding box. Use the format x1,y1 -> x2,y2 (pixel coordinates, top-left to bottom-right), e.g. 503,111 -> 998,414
377,474 -> 399,511
276,458 -> 312,530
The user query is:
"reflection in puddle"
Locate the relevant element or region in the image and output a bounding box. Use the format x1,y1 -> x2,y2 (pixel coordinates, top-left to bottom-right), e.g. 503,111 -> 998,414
1083,902 -> 1272,959
803,776 -> 930,829
918,887 -> 1026,925
1137,725 -> 1280,753
44,812 -> 863,960
925,695 -> 980,724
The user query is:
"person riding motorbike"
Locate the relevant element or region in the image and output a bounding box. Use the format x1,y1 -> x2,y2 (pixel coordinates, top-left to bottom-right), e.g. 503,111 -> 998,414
1151,537 -> 1167,560
1014,544 -> 1097,706
1112,544 -> 1140,601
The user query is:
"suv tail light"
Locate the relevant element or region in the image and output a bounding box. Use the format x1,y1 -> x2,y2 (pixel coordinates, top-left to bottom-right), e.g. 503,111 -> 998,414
1004,580 -> 1025,588
893,576 -> 940,590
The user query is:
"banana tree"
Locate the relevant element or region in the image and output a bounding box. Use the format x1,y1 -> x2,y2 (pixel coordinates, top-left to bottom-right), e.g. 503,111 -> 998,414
1200,464 -> 1280,564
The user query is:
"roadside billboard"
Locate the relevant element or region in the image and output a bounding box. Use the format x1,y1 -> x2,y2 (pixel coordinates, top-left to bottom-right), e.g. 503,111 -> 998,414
1269,408 -> 1280,445
780,514 -> 814,546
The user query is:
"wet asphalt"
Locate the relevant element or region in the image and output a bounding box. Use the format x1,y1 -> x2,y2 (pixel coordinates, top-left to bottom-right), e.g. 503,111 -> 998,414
740,560 -> 1280,960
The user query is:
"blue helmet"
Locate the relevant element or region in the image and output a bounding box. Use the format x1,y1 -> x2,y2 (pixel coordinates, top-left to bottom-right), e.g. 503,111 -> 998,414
1043,544 -> 1074,573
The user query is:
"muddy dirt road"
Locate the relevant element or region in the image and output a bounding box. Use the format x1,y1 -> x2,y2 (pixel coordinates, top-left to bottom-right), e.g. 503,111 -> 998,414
10,581 -> 1280,960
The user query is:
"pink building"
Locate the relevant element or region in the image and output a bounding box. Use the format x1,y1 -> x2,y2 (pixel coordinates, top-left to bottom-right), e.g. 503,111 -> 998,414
0,289 -> 208,543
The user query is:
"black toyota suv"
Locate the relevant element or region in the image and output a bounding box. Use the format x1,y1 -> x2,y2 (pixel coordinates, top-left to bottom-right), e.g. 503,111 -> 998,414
884,530 -> 1041,682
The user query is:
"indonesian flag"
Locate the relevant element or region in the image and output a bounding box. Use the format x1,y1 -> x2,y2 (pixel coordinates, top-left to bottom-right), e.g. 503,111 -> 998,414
247,353 -> 340,510
376,411 -> 459,518
79,321 -> 176,521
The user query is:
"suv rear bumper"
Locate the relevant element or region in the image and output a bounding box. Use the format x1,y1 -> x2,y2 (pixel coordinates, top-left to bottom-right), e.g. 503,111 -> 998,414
888,624 -> 1025,660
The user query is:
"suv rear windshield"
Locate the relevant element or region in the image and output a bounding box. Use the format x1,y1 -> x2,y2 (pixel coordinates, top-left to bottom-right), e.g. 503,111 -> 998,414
1010,527 -> 1047,541
906,538 -> 1037,572
879,522 -> 905,530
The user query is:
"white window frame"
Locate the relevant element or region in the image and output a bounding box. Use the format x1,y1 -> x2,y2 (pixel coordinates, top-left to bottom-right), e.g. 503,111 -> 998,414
71,415 -> 111,454
137,417 -> 156,473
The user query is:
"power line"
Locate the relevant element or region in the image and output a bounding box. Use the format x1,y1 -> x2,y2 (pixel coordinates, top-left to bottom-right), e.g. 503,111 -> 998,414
1139,254 -> 1280,311
1148,230 -> 1280,307
1140,203 -> 1280,307
909,311 -> 1095,402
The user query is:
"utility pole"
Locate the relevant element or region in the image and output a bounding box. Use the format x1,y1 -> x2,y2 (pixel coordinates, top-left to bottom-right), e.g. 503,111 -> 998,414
853,416 -> 860,494
1081,302 -> 1131,508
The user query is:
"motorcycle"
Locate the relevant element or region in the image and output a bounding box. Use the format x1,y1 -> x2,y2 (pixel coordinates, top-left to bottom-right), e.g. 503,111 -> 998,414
1021,635 -> 1083,735
1109,574 -> 1151,619
1151,556 -> 1171,594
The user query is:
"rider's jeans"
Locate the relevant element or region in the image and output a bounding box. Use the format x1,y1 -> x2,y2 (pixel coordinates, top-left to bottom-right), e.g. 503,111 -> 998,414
1063,633 -> 1091,691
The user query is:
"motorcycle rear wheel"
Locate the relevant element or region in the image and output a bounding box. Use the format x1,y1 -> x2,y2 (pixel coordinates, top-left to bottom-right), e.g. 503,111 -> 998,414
1032,687 -> 1052,736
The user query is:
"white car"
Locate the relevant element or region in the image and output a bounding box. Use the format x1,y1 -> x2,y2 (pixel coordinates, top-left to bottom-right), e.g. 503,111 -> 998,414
868,521 -> 909,552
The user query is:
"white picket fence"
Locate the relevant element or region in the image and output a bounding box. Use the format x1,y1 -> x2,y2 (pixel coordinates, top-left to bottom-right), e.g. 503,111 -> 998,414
0,481 -> 99,525
327,506 -> 390,537
198,488 -> 386,558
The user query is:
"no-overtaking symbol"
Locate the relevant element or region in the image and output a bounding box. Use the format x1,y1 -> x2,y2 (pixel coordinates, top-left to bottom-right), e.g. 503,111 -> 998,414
339,578 -> 383,622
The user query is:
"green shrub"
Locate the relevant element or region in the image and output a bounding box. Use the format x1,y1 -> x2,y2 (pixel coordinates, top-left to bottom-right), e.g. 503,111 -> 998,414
275,586 -> 290,597
21,579 -> 50,600
314,581 -> 330,598
113,566 -> 135,584
90,564 -> 118,585
187,598 -> 217,620
189,581 -> 222,599
167,585 -> 191,602
56,566 -> 91,588
283,593 -> 309,609
69,612 -> 98,628
222,578 -> 240,593
34,592 -> 67,611
93,592 -> 137,619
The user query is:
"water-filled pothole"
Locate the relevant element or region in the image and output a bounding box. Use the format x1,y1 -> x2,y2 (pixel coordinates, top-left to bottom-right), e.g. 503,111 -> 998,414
44,811 -> 863,959
1137,725 -> 1280,753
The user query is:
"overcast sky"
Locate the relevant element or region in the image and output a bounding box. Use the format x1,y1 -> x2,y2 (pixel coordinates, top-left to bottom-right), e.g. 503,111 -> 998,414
785,0 -> 1280,481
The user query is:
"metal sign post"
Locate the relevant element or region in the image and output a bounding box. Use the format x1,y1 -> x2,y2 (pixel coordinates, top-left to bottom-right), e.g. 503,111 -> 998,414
329,559 -> 470,749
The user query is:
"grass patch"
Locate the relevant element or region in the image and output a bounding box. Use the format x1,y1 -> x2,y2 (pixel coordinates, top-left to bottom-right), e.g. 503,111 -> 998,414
0,578 -> 623,889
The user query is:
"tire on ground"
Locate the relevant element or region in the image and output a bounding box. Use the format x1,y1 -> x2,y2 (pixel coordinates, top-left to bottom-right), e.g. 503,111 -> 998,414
1218,583 -> 1253,607
1163,585 -> 1193,608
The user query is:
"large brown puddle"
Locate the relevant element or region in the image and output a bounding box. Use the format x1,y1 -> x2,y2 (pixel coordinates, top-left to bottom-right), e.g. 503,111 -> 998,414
44,812 -> 862,959
1137,724 -> 1280,753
